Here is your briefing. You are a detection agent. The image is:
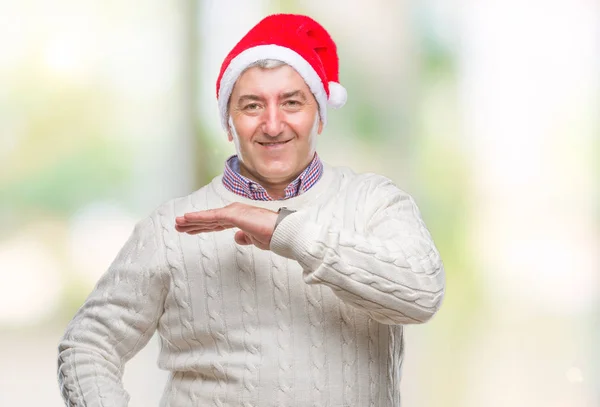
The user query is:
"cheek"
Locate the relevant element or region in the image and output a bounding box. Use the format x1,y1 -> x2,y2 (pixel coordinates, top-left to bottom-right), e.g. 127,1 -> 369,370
288,117 -> 315,138
231,119 -> 257,143
289,115 -> 319,141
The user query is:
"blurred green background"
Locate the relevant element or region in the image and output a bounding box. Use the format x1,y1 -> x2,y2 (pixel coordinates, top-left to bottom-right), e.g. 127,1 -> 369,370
0,1 -> 598,406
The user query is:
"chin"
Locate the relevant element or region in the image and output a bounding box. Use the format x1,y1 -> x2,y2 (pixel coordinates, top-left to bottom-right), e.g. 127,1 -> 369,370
259,161 -> 295,180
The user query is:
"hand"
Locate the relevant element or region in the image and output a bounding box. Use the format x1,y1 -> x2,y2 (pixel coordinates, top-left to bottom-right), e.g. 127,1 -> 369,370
175,202 -> 278,250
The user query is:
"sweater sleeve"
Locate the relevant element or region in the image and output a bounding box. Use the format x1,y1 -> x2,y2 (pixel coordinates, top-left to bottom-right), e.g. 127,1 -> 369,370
270,178 -> 445,325
57,214 -> 168,407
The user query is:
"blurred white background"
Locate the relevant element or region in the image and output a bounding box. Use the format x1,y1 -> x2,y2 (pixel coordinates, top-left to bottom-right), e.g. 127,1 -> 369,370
0,0 -> 598,406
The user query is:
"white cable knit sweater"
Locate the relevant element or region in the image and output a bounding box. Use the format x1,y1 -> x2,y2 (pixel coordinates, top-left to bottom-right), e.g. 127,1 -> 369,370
57,164 -> 445,407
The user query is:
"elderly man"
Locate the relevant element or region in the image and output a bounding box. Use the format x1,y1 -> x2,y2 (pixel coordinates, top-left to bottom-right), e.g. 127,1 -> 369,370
58,13 -> 445,407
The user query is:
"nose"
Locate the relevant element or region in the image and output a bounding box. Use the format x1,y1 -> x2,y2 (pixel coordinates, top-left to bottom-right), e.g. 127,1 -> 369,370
261,104 -> 285,138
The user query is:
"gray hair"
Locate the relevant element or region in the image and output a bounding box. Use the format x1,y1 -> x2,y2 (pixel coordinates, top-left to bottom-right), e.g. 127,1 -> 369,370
244,59 -> 287,70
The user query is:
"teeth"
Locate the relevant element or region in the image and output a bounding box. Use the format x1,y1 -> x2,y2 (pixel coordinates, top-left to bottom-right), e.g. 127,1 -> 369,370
261,141 -> 287,145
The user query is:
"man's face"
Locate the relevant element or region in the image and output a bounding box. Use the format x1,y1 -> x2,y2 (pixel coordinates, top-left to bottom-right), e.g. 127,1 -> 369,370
228,64 -> 323,186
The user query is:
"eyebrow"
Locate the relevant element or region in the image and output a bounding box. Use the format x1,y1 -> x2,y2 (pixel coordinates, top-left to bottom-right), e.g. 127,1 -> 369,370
237,94 -> 263,105
236,90 -> 308,105
281,90 -> 307,100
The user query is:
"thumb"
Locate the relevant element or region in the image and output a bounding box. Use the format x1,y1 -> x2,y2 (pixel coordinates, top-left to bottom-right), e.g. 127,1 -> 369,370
234,230 -> 253,245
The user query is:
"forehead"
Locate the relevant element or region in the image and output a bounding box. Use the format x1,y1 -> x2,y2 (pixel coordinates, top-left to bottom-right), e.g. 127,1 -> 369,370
231,64 -> 311,97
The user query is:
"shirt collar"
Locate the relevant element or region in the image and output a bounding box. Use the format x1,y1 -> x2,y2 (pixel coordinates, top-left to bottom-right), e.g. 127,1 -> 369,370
222,153 -> 323,201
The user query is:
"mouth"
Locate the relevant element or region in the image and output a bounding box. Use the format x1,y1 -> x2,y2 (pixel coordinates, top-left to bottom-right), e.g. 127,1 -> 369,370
257,139 -> 292,147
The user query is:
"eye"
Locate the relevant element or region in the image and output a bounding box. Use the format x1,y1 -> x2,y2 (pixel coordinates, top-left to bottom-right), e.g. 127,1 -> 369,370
284,100 -> 301,107
244,103 -> 261,111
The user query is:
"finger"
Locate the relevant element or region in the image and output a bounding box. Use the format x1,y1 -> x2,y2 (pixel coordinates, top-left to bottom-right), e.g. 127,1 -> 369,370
176,220 -> 217,228
175,211 -> 219,226
187,204 -> 249,225
176,215 -> 220,225
176,221 -> 235,229
175,223 -> 219,232
234,230 -> 253,245
180,209 -> 225,223
177,216 -> 236,226
186,226 -> 230,235
176,225 -> 231,234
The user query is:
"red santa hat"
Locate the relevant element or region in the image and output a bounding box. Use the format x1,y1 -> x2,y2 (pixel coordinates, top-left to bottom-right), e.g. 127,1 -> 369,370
216,13 -> 347,131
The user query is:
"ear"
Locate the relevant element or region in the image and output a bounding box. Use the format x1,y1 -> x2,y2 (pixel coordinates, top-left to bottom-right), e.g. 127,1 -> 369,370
318,119 -> 323,135
227,114 -> 234,141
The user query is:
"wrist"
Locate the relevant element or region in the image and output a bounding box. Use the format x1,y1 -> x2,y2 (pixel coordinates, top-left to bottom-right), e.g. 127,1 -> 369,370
274,207 -> 296,230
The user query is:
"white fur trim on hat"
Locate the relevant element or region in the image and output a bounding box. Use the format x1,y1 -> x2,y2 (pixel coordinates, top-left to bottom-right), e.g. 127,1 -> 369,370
218,44 -> 329,131
327,81 -> 347,109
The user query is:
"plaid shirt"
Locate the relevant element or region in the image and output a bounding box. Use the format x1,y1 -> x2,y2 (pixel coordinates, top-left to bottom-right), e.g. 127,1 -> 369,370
222,153 -> 324,201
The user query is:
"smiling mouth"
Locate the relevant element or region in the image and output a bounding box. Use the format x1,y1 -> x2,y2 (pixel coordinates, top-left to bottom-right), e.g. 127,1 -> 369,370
257,140 -> 291,146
